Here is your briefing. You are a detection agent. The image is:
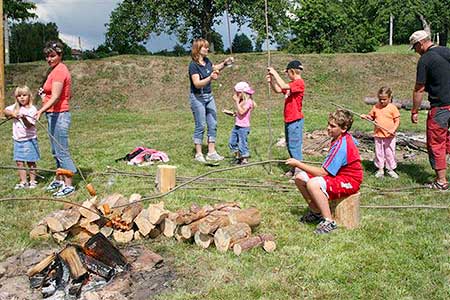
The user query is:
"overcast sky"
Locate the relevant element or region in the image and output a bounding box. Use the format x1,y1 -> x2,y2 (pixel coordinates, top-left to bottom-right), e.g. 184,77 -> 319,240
34,0 -> 253,52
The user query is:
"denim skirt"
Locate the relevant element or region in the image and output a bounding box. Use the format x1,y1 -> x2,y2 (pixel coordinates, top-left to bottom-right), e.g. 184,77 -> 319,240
13,138 -> 40,162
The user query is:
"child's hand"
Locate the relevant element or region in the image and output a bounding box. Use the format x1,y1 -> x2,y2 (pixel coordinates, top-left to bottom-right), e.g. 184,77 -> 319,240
232,94 -> 240,102
361,114 -> 372,121
266,74 -> 272,83
224,57 -> 234,66
286,158 -> 300,168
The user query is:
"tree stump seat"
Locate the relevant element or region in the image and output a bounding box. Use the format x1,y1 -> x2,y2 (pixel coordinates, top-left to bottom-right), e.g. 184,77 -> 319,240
330,192 -> 360,229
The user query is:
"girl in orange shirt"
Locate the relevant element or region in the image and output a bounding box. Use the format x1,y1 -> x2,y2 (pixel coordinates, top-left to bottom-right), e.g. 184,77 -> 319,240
361,87 -> 400,178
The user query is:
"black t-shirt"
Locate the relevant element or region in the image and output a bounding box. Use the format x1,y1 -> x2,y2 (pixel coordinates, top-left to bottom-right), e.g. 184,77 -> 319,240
416,46 -> 450,107
189,57 -> 213,94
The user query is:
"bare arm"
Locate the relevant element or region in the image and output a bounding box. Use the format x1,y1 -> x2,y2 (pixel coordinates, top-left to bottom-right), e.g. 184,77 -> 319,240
191,72 -> 219,89
3,108 -> 17,119
213,57 -> 234,72
286,158 -> 329,177
233,95 -> 248,116
36,81 -> 63,119
267,67 -> 290,90
411,83 -> 425,123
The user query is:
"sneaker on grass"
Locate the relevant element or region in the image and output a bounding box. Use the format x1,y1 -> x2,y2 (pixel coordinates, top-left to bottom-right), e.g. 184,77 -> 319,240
53,185 -> 75,198
386,169 -> 399,179
206,152 -> 224,161
14,182 -> 28,190
314,219 -> 337,234
29,181 -> 38,189
194,153 -> 207,163
299,210 -> 323,224
374,169 -> 384,178
46,179 -> 64,191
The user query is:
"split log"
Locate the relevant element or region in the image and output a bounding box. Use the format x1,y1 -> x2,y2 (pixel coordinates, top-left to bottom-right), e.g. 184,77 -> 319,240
30,224 -> 49,239
79,219 -> 100,235
59,245 -> 88,280
214,223 -> 252,253
175,205 -> 214,225
161,214 -> 177,237
46,209 -> 80,232
70,226 -> 93,245
180,217 -> 205,239
263,240 -> 277,253
229,207 -> 261,228
174,226 -> 189,242
232,234 -> 275,256
134,209 -> 155,236
27,253 -> 56,277
79,200 -> 101,223
194,232 -> 213,249
100,226 -> 113,238
214,202 -> 241,211
121,202 -> 143,224
148,227 -> 161,239
156,165 -> 177,193
83,233 -> 128,268
198,214 -> 230,235
98,193 -> 126,215
113,230 -> 134,244
148,202 -> 169,225
189,203 -> 202,214
52,231 -> 68,243
134,231 -> 143,240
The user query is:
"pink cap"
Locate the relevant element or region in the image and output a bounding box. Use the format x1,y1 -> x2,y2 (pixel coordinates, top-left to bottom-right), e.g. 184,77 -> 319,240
234,81 -> 255,95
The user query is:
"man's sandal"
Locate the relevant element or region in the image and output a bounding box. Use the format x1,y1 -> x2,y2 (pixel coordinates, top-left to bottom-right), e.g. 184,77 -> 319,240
425,181 -> 449,191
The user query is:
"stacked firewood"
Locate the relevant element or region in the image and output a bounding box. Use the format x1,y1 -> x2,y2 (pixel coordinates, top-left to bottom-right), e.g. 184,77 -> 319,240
30,193 -> 276,255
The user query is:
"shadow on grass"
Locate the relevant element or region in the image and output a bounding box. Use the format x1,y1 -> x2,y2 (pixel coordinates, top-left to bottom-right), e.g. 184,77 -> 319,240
362,159 -> 433,184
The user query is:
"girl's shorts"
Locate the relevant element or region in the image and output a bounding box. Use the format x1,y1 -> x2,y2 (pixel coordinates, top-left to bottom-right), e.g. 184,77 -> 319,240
14,138 -> 40,162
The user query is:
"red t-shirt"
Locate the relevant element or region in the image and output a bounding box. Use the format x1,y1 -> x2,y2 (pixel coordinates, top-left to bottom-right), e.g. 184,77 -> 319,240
282,78 -> 305,123
43,63 -> 72,113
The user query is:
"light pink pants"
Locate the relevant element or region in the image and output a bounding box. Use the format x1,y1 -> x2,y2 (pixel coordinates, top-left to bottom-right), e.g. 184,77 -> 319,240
374,136 -> 397,170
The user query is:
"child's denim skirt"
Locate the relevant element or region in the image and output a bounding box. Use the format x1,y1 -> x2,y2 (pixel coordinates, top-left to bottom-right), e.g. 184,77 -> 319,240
14,138 -> 40,162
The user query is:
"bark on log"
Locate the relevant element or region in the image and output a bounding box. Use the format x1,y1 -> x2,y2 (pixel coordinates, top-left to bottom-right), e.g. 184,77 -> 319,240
27,253 -> 56,277
229,207 -> 261,228
175,205 -> 214,225
148,227 -> 161,239
214,202 -> 241,211
59,245 -> 88,280
194,232 -> 213,249
180,217 -> 205,239
98,193 -> 127,215
121,202 -> 143,225
52,231 -> 68,243
46,209 -> 80,232
198,214 -> 230,235
214,223 -> 252,252
233,234 -> 275,256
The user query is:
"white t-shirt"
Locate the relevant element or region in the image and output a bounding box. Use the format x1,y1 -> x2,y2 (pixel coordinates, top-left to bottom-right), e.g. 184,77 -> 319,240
5,104 -> 38,141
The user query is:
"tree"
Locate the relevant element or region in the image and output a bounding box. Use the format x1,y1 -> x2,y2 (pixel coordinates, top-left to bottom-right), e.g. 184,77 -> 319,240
10,22 -> 71,63
210,31 -> 224,53
4,0 -> 36,21
231,33 -> 253,53
105,0 -> 290,53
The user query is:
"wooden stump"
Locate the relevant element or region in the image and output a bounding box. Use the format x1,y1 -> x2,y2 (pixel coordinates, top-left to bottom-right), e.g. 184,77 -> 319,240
156,165 -> 176,193
330,192 -> 360,229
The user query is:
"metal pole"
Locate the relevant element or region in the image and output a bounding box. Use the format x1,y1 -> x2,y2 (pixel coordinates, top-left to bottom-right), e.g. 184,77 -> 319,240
389,14 -> 393,46
0,0 -> 5,116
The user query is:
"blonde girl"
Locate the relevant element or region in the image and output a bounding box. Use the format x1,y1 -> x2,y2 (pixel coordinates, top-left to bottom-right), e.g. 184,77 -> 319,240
228,81 -> 256,164
3,86 -> 41,189
361,86 -> 400,178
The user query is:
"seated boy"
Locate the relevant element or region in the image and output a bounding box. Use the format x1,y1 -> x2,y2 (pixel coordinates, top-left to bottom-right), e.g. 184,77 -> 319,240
286,109 -> 363,234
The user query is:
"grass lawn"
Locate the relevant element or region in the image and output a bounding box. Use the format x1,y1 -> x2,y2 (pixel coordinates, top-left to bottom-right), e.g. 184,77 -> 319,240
1,53 -> 449,299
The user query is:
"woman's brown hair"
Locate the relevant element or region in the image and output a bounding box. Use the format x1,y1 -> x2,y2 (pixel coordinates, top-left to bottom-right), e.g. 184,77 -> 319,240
191,39 -> 209,63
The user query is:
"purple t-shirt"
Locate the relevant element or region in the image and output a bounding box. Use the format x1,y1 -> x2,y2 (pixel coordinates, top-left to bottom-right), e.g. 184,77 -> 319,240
235,99 -> 254,128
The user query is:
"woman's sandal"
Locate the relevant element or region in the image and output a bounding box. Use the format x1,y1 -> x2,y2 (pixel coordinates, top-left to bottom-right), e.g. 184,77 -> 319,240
425,181 -> 449,191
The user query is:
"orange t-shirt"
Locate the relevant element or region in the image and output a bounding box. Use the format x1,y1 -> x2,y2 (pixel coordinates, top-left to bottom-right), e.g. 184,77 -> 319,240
369,103 -> 400,138
43,63 -> 71,113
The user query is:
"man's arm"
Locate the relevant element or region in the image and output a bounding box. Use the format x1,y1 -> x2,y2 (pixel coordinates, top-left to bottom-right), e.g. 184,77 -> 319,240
411,83 -> 425,123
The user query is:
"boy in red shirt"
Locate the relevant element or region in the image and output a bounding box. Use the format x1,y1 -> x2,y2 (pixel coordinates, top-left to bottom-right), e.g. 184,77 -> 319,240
286,109 -> 363,234
267,61 -> 305,176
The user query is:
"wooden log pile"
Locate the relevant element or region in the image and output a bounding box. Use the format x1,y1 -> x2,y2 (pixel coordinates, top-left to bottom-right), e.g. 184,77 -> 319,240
30,193 -> 276,255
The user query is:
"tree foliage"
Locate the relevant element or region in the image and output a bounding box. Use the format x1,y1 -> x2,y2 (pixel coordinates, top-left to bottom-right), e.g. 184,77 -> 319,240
10,22 -> 71,63
232,33 -> 253,53
4,0 -> 36,21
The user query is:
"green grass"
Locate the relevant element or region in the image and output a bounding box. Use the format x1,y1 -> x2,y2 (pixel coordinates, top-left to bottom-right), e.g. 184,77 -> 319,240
1,53 -> 450,299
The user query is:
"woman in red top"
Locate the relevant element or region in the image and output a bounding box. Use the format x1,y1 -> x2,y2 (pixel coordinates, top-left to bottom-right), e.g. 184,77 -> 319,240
36,41 -> 77,197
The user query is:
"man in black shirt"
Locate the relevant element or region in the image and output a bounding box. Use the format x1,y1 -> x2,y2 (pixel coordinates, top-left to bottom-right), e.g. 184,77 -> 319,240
410,30 -> 450,190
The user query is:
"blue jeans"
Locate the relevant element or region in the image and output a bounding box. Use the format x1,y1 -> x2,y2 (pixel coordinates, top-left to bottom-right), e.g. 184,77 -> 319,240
285,119 -> 304,160
46,112 -> 77,173
190,93 -> 217,144
229,126 -> 250,157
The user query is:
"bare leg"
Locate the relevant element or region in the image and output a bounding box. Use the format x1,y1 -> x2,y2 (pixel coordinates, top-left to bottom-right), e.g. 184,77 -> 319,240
307,180 -> 332,220
16,161 -> 27,183
207,142 -> 216,154
435,169 -> 447,183
27,162 -> 37,182
294,177 -> 320,213
64,175 -> 73,187
195,144 -> 203,156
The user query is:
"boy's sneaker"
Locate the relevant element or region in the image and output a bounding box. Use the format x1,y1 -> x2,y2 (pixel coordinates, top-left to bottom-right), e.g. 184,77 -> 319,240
206,152 -> 224,161
425,181 -> 449,191
239,158 -> 249,165
46,180 -> 64,191
29,181 -> 38,189
314,219 -> 337,234
374,169 -> 384,178
14,182 -> 28,190
194,153 -> 207,163
53,185 -> 75,198
386,170 -> 399,179
299,210 -> 324,224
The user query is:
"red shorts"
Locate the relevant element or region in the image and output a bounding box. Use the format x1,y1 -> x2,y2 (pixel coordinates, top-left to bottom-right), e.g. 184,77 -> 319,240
301,172 -> 361,201
426,106 -> 450,170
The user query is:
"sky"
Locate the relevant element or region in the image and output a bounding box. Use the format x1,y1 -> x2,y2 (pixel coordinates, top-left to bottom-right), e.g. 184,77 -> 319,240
33,0 -> 254,52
